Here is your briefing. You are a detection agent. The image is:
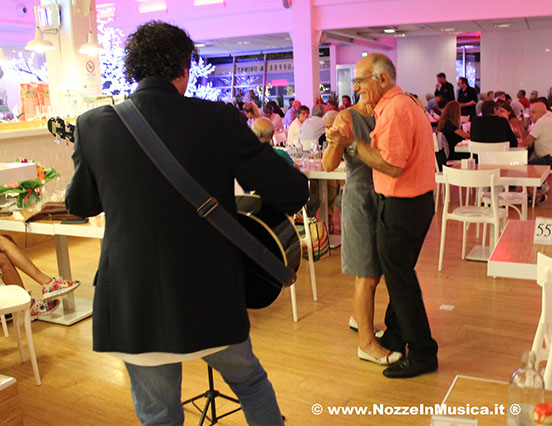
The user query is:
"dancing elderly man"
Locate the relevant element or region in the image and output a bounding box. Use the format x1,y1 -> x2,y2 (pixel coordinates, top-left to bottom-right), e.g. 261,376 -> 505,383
327,53 -> 438,379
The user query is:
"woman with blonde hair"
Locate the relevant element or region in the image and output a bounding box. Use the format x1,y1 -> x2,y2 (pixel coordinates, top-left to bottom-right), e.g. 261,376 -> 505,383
437,101 -> 470,160
243,102 -> 262,127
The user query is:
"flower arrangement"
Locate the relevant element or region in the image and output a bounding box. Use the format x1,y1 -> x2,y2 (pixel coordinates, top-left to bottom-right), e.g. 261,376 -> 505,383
0,159 -> 60,208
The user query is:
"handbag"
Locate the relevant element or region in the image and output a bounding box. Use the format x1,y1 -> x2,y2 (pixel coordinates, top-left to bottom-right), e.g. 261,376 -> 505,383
112,100 -> 296,288
24,202 -> 83,224
296,218 -> 330,262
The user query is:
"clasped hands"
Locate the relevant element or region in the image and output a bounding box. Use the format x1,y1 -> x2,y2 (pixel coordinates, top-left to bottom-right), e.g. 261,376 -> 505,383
326,123 -> 355,149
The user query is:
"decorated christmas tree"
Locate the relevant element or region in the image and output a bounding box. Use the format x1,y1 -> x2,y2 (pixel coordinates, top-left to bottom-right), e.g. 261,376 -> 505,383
97,19 -> 220,100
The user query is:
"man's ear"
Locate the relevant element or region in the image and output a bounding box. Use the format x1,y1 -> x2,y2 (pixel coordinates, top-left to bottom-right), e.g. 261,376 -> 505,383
379,73 -> 390,90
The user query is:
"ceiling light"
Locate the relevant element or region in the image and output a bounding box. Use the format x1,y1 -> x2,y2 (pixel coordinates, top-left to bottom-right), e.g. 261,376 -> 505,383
79,32 -> 105,56
0,46 -> 12,63
361,52 -> 368,57
384,29 -> 396,34
25,26 -> 55,53
237,41 -> 251,45
195,43 -> 206,48
193,0 -> 224,5
546,48 -> 551,53
79,3 -> 105,56
442,28 -> 455,32
495,24 -> 510,28
397,33 -> 406,37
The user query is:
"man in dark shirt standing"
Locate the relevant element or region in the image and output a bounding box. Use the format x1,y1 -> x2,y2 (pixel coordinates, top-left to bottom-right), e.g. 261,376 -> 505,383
435,72 -> 455,104
457,77 -> 478,117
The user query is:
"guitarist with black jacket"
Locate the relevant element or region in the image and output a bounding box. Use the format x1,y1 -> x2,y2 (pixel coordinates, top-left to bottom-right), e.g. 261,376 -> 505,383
65,21 -> 308,425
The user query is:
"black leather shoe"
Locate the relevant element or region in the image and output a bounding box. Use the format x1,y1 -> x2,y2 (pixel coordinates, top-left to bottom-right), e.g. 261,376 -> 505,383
382,357 -> 438,379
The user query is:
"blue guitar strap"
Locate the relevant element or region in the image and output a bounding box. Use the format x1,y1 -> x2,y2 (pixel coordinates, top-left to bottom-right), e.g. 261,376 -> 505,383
113,100 -> 295,288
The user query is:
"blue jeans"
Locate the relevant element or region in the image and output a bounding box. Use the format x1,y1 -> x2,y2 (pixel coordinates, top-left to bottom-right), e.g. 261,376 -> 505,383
124,337 -> 283,425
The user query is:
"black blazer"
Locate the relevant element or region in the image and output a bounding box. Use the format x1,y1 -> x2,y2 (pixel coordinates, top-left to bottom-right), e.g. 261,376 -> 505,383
65,79 -> 309,354
470,115 -> 518,148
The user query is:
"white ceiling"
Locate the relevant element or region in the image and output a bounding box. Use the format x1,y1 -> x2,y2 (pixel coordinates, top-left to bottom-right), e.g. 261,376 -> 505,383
196,15 -> 552,56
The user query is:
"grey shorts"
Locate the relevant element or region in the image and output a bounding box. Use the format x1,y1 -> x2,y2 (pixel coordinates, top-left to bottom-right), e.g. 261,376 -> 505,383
341,184 -> 381,278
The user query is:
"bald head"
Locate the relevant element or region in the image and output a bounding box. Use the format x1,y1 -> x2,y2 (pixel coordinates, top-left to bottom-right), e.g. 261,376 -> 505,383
357,53 -> 396,84
251,117 -> 274,143
353,53 -> 396,108
323,110 -> 338,128
529,101 -> 548,123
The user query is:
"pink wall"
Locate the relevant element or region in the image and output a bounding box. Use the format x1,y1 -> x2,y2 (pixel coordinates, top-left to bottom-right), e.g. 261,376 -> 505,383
336,40 -> 397,66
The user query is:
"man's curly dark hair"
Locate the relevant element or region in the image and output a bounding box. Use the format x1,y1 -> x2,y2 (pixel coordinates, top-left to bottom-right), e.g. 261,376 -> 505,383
124,21 -> 197,83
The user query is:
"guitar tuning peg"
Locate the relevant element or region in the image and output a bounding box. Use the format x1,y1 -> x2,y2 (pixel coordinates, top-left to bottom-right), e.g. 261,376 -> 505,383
55,137 -> 61,145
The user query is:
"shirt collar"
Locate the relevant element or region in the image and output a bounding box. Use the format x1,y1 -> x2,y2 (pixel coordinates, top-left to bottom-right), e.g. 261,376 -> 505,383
374,86 -> 404,118
134,78 -> 180,95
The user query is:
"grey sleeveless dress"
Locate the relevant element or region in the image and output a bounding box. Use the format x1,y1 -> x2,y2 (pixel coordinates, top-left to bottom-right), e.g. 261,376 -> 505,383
341,109 -> 381,277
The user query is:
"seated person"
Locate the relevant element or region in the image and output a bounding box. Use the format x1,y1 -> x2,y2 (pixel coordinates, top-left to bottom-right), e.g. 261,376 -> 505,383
470,100 -> 518,148
0,235 -> 80,318
300,104 -> 326,151
496,100 -> 526,138
251,118 -> 295,167
263,105 -> 286,146
287,105 -> 310,147
266,100 -> 284,118
436,101 -> 470,160
525,101 -> 552,165
523,101 -> 552,203
243,102 -> 262,128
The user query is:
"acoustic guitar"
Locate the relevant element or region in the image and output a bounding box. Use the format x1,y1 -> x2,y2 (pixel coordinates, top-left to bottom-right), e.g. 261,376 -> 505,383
236,194 -> 301,309
48,117 -> 302,309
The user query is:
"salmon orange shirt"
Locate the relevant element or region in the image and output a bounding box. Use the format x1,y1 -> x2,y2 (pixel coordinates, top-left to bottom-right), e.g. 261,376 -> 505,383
370,86 -> 436,198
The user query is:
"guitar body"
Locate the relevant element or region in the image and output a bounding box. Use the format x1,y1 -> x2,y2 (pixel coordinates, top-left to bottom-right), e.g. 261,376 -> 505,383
235,195 -> 301,309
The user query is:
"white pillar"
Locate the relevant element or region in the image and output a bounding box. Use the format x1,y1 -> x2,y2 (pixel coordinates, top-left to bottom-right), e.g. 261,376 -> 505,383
44,0 -> 102,113
329,44 -> 337,95
291,0 -> 321,108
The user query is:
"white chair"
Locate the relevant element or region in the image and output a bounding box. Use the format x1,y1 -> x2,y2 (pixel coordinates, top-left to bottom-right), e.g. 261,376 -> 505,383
478,151 -> 528,221
433,133 -> 444,212
0,285 -> 41,385
460,141 -> 510,206
532,253 -> 552,389
468,141 -> 509,158
438,167 -> 507,271
290,206 -> 318,322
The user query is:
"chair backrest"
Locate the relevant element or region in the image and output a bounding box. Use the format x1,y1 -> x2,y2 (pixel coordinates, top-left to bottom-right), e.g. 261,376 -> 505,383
537,253 -> 552,323
442,166 -> 500,188
433,133 -> 440,172
442,166 -> 501,216
478,150 -> 528,166
433,133 -> 439,152
469,141 -> 509,155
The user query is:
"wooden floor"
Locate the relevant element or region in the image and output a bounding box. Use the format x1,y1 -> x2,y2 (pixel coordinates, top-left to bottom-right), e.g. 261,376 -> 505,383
1,189 -> 550,425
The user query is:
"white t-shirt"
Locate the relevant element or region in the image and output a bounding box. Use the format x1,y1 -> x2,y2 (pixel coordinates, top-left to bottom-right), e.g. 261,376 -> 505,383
107,345 -> 229,366
530,111 -> 552,158
287,118 -> 302,146
510,99 -> 524,118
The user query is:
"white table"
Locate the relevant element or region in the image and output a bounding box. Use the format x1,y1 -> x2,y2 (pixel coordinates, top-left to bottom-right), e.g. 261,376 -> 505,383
0,162 -> 37,185
436,165 -> 550,262
454,140 -> 527,154
487,220 -> 552,280
0,214 -> 105,325
298,160 -> 346,248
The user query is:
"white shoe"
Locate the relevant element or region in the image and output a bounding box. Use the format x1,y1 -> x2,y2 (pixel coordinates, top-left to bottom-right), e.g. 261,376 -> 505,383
358,347 -> 403,365
349,316 -> 384,338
